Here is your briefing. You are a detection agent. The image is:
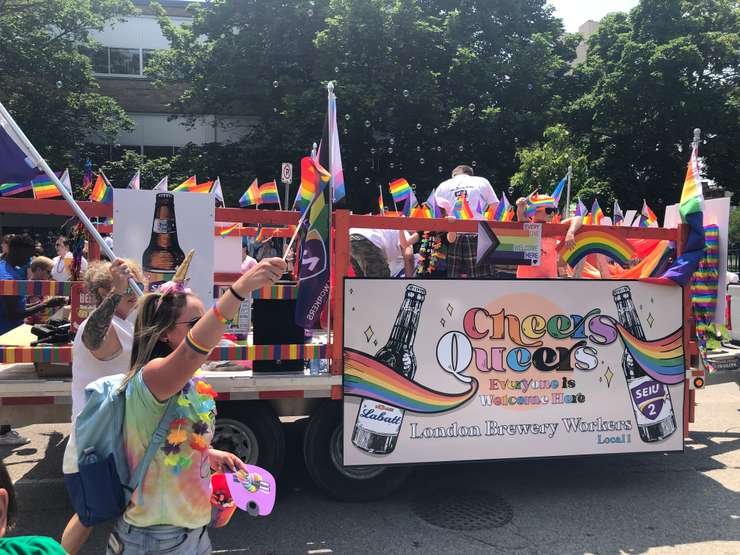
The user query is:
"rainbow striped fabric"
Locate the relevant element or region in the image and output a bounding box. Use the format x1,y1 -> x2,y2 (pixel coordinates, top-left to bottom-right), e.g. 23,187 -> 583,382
452,195 -> 474,220
0,180 -> 32,197
207,343 -> 325,362
219,223 -> 240,236
31,174 -> 60,199
89,174 -> 112,203
389,178 -> 412,203
251,284 -> 298,300
639,200 -> 657,227
172,176 -> 197,192
614,323 -> 684,385
409,203 -> 433,219
0,280 -> 73,296
344,348 -> 478,414
493,193 -> 511,221
525,194 -> 556,217
0,345 -> 72,364
259,181 -> 280,205
239,178 -> 261,207
295,157 -> 318,214
559,229 -> 635,267
585,198 -> 604,225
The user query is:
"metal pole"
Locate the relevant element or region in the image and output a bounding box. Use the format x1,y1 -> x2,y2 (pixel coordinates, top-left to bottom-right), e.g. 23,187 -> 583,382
0,101 -> 143,296
565,164 -> 572,218
326,82 -> 334,364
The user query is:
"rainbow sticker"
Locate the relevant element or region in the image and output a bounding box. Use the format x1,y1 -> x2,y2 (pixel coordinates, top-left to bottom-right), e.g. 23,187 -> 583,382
615,324 -> 684,385
560,229 -> 635,267
343,348 -> 478,414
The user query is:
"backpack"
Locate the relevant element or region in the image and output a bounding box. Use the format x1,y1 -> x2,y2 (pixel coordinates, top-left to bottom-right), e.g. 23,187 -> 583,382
63,373 -> 178,527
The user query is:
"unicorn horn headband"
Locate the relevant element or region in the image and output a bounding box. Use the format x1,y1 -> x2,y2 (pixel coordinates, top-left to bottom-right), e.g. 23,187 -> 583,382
157,249 -> 194,298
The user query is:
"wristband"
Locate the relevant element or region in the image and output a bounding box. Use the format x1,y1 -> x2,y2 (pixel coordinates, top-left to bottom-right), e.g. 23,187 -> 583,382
212,303 -> 231,325
228,286 -> 246,302
185,330 -> 211,355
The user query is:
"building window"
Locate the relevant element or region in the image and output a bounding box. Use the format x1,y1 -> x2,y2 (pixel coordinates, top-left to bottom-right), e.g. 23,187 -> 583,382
91,47 -> 157,77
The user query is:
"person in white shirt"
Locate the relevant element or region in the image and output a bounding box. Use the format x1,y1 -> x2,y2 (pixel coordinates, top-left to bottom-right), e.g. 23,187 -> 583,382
349,228 -> 417,277
50,236 -> 87,282
61,258 -> 143,554
434,165 -> 498,278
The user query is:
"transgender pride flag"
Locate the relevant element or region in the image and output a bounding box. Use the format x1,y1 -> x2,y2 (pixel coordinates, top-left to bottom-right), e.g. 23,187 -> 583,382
317,90 -> 345,203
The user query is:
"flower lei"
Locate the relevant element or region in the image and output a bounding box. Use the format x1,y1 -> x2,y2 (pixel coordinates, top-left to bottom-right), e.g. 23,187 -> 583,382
416,232 -> 445,275
161,378 -> 218,475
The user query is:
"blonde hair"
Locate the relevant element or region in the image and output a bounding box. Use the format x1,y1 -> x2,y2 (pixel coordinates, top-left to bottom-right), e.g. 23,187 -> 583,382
120,290 -> 189,391
83,259 -> 144,304
29,256 -> 53,273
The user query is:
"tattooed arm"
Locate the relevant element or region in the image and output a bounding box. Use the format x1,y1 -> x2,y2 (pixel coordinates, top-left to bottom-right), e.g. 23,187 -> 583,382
81,259 -> 130,360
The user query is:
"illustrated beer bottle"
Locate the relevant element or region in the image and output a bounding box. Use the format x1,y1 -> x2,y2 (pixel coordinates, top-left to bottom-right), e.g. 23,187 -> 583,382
142,193 -> 185,291
352,284 -> 427,454
612,286 -> 677,442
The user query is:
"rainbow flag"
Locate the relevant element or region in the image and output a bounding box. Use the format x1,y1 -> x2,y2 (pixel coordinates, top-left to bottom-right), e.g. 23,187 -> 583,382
452,195 -> 474,220
211,178 -> 224,206
378,191 -> 385,215
344,348 -> 478,413
219,223 -> 240,237
574,197 -> 587,217
492,193 -> 509,221
32,173 -> 61,199
483,202 -> 496,220
172,175 -> 197,192
259,181 -> 280,205
585,198 -> 603,225
295,157 -> 318,214
89,174 -> 112,203
0,180 -> 32,197
389,178 -> 411,203
239,178 -> 261,207
551,176 -> 566,206
639,200 -> 658,228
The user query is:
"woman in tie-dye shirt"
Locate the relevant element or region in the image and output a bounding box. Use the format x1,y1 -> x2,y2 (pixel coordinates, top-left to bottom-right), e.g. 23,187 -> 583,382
107,256 -> 286,555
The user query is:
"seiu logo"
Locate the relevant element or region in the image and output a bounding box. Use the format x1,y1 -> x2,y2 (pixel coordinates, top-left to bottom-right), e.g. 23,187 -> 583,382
634,383 -> 661,400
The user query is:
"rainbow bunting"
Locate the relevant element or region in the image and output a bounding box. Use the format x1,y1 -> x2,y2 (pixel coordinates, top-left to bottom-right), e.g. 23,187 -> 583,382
614,324 -> 685,385
239,178 -> 261,207
89,174 -> 112,203
172,176 -> 197,192
0,180 -> 32,197
31,174 -> 60,199
259,181 -> 280,205
559,229 -> 635,267
452,195 -> 474,220
343,349 -> 478,413
389,178 -> 412,203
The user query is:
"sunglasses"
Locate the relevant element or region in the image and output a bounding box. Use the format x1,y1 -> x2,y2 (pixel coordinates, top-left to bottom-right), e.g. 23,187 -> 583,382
175,316 -> 201,328
543,207 -> 557,215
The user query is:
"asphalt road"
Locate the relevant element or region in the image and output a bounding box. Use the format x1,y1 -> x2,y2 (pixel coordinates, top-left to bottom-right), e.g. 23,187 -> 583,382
2,383 -> 739,554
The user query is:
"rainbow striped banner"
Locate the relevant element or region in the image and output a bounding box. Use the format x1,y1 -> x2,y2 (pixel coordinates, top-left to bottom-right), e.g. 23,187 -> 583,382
615,323 -> 684,385
0,180 -> 33,197
219,223 -> 240,237
389,178 -> 411,203
251,284 -> 297,300
208,343 -> 326,361
32,174 -> 61,199
344,348 -> 478,413
0,345 -> 72,364
0,280 -> 74,297
559,229 -> 635,267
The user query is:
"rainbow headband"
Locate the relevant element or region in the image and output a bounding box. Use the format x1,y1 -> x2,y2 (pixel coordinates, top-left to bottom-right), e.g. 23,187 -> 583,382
559,229 -> 635,267
343,348 -> 478,414
525,195 -> 556,217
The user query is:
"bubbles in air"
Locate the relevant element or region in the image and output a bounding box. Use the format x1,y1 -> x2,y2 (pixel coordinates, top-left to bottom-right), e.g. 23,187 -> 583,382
402,89 -> 409,97
364,177 -> 371,185
472,161 -> 477,167
437,166 -> 443,173
508,186 -> 514,195
436,146 -> 442,152
433,127 -> 439,134
56,81 -> 63,88
419,158 -> 425,165
364,120 -> 371,128
334,66 -> 339,73
527,83 -> 533,90
388,147 -> 393,154
458,145 -> 464,152
389,138 -> 395,145
307,9 -> 313,16
468,103 -> 476,112
416,146 -> 421,152
272,81 -> 279,88
370,147 -> 376,154
344,114 -> 350,121
416,123 -> 422,130
389,162 -> 395,168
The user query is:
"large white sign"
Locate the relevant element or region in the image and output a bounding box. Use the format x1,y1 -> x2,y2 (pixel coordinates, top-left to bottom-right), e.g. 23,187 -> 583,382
343,279 -> 685,465
113,190 -> 214,304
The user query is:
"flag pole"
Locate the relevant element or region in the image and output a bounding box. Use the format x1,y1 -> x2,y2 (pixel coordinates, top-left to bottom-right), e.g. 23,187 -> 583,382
0,101 -> 142,296
565,164 -> 572,218
326,81 -> 335,356
378,184 -> 385,216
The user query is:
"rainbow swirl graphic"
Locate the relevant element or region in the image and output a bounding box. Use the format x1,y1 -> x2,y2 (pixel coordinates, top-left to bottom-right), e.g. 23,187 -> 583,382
615,323 -> 685,385
343,349 -> 478,414
560,229 -> 635,267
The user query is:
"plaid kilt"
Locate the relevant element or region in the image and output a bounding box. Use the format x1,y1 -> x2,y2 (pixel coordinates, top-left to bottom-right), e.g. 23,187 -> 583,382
447,233 -> 496,278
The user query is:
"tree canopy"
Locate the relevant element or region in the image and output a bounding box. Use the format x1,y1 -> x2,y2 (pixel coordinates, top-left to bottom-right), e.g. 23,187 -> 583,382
0,0 -> 134,169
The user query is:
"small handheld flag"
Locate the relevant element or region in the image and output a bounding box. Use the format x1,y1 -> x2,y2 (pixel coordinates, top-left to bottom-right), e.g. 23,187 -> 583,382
173,176 -> 197,192
613,200 -> 624,225
90,174 -> 112,203
259,181 -> 280,205
127,170 -> 140,190
639,200 -> 658,228
551,176 -> 566,206
239,178 -> 261,207
452,195 -> 474,220
295,157 -> 318,214
389,178 -> 412,204
0,179 -> 32,197
32,173 -> 62,199
587,198 -> 604,225
154,176 -> 168,192
574,197 -> 587,217
212,177 -> 224,206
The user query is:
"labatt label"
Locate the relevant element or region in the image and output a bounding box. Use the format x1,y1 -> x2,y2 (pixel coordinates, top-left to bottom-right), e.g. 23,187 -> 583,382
355,399 -> 404,435
628,376 -> 672,424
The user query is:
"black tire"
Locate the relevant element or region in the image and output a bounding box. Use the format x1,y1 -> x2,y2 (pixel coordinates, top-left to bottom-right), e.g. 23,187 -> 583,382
213,402 -> 286,476
303,401 -> 411,501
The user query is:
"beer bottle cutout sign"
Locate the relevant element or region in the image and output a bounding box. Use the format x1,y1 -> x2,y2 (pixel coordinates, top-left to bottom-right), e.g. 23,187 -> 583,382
612,286 -> 677,442
142,193 -> 186,291
352,284 -> 427,455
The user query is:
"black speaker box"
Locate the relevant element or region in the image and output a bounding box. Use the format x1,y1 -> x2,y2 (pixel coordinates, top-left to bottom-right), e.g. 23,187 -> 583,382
252,298 -> 305,373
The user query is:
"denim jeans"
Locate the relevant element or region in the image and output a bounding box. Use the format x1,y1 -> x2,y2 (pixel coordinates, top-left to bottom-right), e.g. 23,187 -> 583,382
106,518 -> 211,554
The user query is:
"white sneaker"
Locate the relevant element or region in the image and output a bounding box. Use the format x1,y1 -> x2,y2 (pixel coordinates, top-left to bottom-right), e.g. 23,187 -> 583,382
0,430 -> 30,446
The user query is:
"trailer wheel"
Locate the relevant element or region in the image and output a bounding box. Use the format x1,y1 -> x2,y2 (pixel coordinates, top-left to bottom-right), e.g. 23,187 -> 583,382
303,401 -> 411,501
214,402 -> 286,475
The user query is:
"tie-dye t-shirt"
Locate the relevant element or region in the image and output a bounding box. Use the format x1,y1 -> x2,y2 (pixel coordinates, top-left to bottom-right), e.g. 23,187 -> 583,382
123,371 -> 216,529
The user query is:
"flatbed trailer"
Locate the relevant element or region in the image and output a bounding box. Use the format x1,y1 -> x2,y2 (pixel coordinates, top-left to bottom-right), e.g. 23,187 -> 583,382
0,197 -> 705,500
